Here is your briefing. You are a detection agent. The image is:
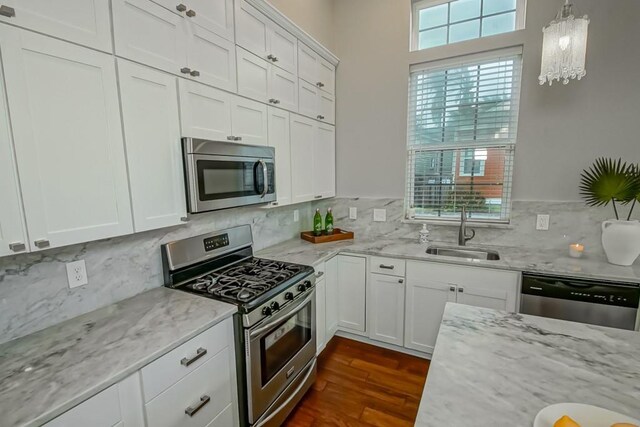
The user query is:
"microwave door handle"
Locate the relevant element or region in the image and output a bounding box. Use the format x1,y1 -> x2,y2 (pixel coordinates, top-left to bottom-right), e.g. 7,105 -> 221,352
258,160 -> 268,198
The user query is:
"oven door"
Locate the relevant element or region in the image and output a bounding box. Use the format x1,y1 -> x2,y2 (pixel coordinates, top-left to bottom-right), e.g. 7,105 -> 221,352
245,291 -> 316,425
185,153 -> 276,213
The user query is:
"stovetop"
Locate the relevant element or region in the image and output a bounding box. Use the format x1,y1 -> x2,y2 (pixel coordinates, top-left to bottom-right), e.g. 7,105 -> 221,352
181,257 -> 312,306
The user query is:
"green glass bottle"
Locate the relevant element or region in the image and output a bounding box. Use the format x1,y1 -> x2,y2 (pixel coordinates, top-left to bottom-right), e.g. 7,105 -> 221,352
325,208 -> 334,234
313,208 -> 323,236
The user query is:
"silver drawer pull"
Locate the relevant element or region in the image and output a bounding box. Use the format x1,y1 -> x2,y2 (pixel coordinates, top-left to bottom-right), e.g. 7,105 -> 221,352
268,98 -> 280,104
185,395 -> 210,417
189,69 -> 200,77
234,136 -> 242,141
316,82 -> 325,88
9,242 -> 26,252
267,54 -> 278,62
458,287 -> 464,293
176,3 -> 187,12
314,195 -> 322,199
180,67 -> 191,74
316,115 -> 325,120
227,135 -> 235,141
185,9 -> 196,17
315,271 -> 324,278
180,216 -> 189,222
34,239 -> 50,249
398,279 -> 404,284
0,5 -> 15,17
449,286 -> 456,292
379,264 -> 395,270
181,347 -> 207,367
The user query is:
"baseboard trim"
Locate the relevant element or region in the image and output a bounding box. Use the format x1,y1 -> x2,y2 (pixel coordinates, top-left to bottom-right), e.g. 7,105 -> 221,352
333,330 -> 432,360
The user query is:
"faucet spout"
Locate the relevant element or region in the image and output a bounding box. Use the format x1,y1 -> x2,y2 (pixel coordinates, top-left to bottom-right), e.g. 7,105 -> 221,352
458,206 -> 476,246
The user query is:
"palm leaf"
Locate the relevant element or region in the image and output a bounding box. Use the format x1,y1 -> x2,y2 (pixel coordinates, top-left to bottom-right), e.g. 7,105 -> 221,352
579,158 -> 636,208
621,163 -> 640,205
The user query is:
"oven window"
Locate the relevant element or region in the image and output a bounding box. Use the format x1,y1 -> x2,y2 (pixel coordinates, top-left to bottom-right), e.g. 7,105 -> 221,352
260,302 -> 312,385
196,160 -> 275,201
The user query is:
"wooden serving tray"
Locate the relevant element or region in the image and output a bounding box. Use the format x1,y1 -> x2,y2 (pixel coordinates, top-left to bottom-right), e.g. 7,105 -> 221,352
300,228 -> 354,244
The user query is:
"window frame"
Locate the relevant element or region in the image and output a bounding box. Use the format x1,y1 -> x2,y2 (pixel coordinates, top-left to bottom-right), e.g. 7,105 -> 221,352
411,0 -> 527,51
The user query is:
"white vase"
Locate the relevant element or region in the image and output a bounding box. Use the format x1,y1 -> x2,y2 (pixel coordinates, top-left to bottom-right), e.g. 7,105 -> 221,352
601,220 -> 640,266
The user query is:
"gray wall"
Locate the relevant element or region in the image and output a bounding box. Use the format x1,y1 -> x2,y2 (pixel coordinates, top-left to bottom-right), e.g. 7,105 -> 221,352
333,0 -> 640,201
267,0 -> 335,51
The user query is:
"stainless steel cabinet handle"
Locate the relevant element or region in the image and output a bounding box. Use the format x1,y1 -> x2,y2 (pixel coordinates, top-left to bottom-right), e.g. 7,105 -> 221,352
189,69 -> 200,77
234,136 -> 243,141
458,287 -> 464,293
379,264 -> 395,270
267,54 -> 278,62
180,216 -> 188,222
180,67 -> 191,74
0,5 -> 16,17
186,9 -> 196,17
316,82 -> 325,88
34,239 -> 50,249
449,286 -> 456,292
317,115 -> 325,120
268,98 -> 280,104
185,395 -> 210,417
181,347 -> 207,367
314,195 -> 322,199
398,279 -> 404,284
176,3 -> 187,12
227,135 -> 235,141
9,242 -> 26,252
315,271 -> 324,278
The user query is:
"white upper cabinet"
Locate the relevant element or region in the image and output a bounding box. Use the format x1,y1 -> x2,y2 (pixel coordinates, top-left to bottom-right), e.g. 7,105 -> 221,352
235,0 -> 297,75
183,0 -> 234,41
178,79 -> 233,141
186,24 -> 236,92
237,47 -> 269,103
297,42 -> 335,95
0,0 -> 112,52
298,78 -> 334,124
290,114 -> 315,204
318,91 -> 335,125
268,66 -> 298,112
118,60 -> 186,232
0,29 -> 28,257
113,0 -> 187,75
230,96 -> 268,146
317,57 -> 335,96
313,123 -> 336,199
4,29 -> 132,250
267,107 -> 291,206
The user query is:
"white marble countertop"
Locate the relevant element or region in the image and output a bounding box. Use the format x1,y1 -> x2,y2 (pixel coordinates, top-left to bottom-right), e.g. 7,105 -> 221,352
256,237 -> 640,283
0,287 -> 236,427
416,303 -> 640,426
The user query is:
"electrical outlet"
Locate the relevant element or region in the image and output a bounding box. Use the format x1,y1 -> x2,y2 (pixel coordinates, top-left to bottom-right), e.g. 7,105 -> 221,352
349,207 -> 357,220
373,209 -> 387,222
536,214 -> 550,231
293,209 -> 299,222
66,260 -> 88,289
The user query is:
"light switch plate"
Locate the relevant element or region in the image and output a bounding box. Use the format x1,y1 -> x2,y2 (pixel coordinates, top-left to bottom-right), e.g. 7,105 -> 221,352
293,210 -> 299,222
66,260 -> 88,289
536,214 -> 550,231
373,209 -> 386,222
349,207 -> 357,220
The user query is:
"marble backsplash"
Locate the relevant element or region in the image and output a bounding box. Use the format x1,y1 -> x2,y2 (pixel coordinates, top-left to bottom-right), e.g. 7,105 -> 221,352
0,203 -> 312,345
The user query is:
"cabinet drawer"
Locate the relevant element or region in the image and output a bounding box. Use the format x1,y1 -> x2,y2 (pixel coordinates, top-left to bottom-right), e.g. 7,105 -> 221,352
141,318 -> 232,402
370,257 -> 405,277
44,384 -> 121,427
145,346 -> 234,427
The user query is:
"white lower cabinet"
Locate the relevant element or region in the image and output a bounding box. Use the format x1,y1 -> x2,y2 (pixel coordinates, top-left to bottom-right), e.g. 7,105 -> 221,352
315,275 -> 327,355
337,255 -> 367,334
368,273 -> 405,347
325,256 -> 339,338
404,261 -> 519,353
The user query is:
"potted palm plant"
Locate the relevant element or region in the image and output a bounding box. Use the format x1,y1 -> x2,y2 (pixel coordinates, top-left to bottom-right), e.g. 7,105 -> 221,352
580,158 -> 640,266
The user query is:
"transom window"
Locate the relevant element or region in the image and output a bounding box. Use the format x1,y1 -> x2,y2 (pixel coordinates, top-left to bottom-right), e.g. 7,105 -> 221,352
405,49 -> 522,222
412,0 -> 525,50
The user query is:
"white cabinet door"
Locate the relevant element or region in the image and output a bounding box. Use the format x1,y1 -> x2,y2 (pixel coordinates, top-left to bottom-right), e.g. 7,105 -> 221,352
234,0 -> 269,59
313,123 -> 336,199
178,79 -> 233,141
267,26 -> 297,75
325,256 -> 339,338
5,29 -> 133,250
298,79 -> 318,120
404,275 -> 456,354
268,66 -> 298,112
186,24 -> 237,92
318,91 -> 335,125
0,29 -> 29,257
337,255 -> 366,333
289,114 -> 315,204
0,0 -> 112,52
118,60 -> 186,232
267,107 -> 291,206
231,96 -> 268,146
187,0 -> 234,42
316,277 -> 327,355
317,57 -> 335,96
369,273 -> 405,346
237,47 -> 268,103
456,283 -> 511,312
113,0 -> 187,76
44,384 -> 122,427
297,42 -> 318,86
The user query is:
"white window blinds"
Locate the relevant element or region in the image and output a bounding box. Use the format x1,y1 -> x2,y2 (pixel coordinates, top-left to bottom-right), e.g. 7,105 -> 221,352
406,50 -> 522,222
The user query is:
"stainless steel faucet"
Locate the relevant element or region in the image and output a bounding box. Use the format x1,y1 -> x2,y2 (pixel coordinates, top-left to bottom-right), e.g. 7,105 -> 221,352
458,206 -> 475,246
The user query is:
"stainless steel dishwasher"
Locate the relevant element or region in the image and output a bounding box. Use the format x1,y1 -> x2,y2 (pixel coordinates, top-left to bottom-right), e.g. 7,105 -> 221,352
520,273 -> 640,330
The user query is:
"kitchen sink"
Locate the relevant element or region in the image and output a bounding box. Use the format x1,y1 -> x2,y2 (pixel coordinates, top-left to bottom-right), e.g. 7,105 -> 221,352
426,246 -> 501,261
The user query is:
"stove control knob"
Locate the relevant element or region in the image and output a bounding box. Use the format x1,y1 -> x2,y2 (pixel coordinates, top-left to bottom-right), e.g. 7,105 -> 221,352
284,292 -> 294,301
304,280 -> 312,289
270,301 -> 280,311
262,306 -> 272,316
297,284 -> 306,292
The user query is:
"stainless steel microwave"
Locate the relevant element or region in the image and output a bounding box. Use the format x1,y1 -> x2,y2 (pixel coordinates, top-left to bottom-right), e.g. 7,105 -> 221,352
182,138 -> 276,213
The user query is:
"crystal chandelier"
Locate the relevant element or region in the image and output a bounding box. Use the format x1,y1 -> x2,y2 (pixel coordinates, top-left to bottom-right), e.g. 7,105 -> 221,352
539,0 -> 590,86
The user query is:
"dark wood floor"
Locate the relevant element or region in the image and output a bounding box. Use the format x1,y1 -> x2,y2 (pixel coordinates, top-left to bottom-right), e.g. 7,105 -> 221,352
284,337 -> 431,426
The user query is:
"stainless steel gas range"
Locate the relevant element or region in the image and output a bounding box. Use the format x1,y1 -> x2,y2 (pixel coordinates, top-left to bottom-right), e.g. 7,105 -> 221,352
161,225 -> 316,427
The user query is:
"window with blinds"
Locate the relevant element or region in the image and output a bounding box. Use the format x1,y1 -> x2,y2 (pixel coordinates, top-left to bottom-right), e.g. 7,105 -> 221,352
405,50 -> 522,222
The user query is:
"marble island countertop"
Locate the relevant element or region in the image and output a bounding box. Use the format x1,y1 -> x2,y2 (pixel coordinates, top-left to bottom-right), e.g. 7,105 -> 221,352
416,303 -> 640,426
0,287 -> 236,427
256,237 -> 640,283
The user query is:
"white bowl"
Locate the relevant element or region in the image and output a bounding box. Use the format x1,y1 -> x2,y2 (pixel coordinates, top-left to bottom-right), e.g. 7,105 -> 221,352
534,403 -> 639,427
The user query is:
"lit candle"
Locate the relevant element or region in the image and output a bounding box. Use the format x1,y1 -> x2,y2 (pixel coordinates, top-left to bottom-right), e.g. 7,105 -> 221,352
569,243 -> 585,258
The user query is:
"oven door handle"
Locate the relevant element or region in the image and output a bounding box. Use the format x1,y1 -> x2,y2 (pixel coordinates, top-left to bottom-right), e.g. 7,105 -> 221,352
249,292 -> 314,339
258,159 -> 268,198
